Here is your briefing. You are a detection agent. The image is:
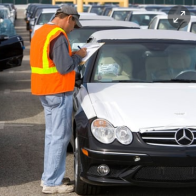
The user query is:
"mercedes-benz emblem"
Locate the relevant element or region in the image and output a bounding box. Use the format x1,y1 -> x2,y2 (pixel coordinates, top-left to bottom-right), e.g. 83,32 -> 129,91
175,128 -> 194,146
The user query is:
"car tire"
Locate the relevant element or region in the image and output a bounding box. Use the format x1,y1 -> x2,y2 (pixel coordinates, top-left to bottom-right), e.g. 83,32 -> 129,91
74,137 -> 101,195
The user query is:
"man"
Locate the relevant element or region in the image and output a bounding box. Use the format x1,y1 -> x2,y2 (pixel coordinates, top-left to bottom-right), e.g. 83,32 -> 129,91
30,5 -> 87,194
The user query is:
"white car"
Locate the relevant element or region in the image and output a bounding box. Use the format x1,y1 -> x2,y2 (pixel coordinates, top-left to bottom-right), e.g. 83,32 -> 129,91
68,20 -> 140,51
72,29 -> 196,195
31,8 -> 58,39
148,14 -> 178,30
178,16 -> 196,34
125,11 -> 166,29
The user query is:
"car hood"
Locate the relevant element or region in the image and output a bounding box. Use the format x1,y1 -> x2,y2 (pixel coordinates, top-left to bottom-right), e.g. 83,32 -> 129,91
86,83 -> 196,132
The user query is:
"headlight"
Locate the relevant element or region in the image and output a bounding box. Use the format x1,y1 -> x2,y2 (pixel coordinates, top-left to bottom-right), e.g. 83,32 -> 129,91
116,126 -> 133,145
91,119 -> 115,144
91,119 -> 133,145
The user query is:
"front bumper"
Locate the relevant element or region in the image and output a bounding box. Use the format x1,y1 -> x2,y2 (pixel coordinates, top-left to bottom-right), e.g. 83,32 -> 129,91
78,133 -> 196,187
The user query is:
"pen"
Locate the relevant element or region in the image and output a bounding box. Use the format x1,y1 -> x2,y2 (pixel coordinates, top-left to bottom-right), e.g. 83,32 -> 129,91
78,45 -> 81,50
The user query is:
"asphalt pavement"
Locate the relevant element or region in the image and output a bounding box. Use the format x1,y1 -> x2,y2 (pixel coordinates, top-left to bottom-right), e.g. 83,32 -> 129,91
0,7 -> 196,196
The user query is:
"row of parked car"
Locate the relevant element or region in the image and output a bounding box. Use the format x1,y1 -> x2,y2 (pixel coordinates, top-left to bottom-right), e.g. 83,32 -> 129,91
0,3 -> 17,24
22,3 -> 196,195
0,3 -> 24,72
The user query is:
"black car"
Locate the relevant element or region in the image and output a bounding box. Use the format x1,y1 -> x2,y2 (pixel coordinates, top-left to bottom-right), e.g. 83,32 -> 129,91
0,18 -> 24,71
72,29 -> 196,195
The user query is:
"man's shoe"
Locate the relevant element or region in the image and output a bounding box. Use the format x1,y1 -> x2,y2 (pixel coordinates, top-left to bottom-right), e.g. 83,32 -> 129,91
42,184 -> 74,194
40,178 -> 71,187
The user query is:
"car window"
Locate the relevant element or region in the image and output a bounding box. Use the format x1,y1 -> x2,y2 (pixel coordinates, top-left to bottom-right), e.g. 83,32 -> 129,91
130,14 -> 157,26
148,17 -> 157,29
191,23 -> 196,34
0,9 -> 8,19
157,19 -> 177,30
178,22 -> 188,31
104,8 -> 112,16
83,6 -> 90,12
68,29 -> 96,51
112,11 -> 131,21
90,7 -> 105,15
91,43 -> 196,82
37,13 -> 54,25
0,18 -> 16,36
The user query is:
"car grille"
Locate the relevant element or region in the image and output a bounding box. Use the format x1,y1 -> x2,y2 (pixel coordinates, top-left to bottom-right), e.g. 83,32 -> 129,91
140,128 -> 196,147
134,166 -> 196,182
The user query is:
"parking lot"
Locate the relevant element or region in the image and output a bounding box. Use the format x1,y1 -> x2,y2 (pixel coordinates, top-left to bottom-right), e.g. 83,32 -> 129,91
1,6 -> 196,196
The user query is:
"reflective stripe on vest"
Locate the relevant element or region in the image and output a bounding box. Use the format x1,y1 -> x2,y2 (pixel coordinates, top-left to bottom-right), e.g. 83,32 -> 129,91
31,27 -> 65,74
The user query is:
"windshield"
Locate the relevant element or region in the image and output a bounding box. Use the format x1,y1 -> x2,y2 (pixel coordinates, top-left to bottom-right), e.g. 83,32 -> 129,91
0,18 -> 16,36
37,13 -> 54,25
157,19 -> 178,30
0,9 -> 8,19
112,11 -> 131,20
90,7 -> 105,15
191,23 -> 196,34
91,42 -> 196,83
68,27 -> 131,51
83,6 -> 90,12
130,14 -> 158,26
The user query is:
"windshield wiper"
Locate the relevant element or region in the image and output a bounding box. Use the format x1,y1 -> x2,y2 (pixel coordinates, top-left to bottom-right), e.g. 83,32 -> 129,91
152,79 -> 196,83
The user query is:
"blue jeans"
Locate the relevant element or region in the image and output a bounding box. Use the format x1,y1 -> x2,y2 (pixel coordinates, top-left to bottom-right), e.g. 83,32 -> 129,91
39,91 -> 73,186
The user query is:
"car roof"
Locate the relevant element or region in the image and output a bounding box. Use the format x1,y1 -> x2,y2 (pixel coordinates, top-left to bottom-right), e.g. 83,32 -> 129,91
138,4 -> 171,7
50,13 -> 113,21
80,20 -> 140,28
155,15 -> 196,20
0,7 -> 9,11
111,7 -> 145,11
89,29 -> 196,42
153,15 -> 170,19
79,12 -> 97,15
75,4 -> 91,7
132,11 -> 166,15
80,15 -> 114,20
40,8 -> 58,13
189,16 -> 196,22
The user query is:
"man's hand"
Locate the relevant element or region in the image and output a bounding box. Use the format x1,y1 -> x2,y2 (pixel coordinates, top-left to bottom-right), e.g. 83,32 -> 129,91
74,48 -> 87,58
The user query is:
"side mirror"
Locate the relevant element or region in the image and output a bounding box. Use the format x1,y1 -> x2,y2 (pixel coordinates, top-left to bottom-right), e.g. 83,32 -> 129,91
0,35 -> 9,41
30,18 -> 35,26
75,71 -> 83,88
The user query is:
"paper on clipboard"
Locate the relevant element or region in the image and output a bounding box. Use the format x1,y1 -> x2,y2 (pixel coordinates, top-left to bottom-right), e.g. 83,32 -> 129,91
79,42 -> 105,65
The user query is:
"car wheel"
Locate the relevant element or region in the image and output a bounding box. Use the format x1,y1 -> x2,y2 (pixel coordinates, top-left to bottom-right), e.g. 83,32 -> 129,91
74,137 -> 101,195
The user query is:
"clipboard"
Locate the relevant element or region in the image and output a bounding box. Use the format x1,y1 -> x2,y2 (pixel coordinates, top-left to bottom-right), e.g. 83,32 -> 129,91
79,42 -> 105,65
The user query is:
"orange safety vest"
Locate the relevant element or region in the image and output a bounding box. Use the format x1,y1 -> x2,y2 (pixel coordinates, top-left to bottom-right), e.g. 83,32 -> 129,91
30,24 -> 75,95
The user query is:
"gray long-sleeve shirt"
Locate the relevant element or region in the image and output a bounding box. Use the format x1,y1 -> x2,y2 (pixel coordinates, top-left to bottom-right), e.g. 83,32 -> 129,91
49,32 -> 82,75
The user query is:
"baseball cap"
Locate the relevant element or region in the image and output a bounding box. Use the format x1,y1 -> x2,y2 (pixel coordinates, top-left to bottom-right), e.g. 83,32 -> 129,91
56,5 -> 82,28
